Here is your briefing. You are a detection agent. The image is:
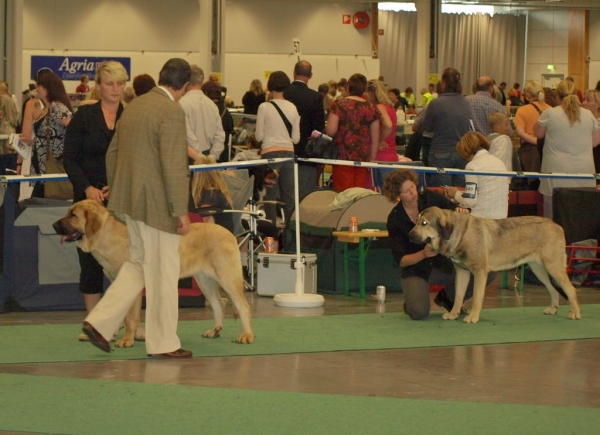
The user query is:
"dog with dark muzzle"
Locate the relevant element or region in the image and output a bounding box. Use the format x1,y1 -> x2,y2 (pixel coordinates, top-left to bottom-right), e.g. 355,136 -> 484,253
409,206 -> 581,323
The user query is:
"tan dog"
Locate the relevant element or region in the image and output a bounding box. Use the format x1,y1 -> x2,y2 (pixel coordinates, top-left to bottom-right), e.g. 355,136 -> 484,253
408,206 -> 581,323
53,200 -> 254,346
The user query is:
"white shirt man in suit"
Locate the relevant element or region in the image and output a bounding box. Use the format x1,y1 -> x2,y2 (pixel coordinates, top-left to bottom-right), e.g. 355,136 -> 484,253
284,60 -> 325,201
82,59 -> 193,359
179,65 -> 226,162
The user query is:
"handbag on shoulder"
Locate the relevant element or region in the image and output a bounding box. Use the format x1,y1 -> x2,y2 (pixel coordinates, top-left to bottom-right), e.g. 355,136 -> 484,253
43,114 -> 73,201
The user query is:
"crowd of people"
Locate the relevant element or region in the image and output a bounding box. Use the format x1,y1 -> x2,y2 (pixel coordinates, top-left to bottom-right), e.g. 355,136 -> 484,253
1,59 -> 599,353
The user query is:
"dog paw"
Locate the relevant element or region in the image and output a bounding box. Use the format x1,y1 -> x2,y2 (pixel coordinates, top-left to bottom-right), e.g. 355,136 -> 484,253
115,338 -> 134,348
202,328 -> 221,339
442,312 -> 458,320
463,314 -> 479,324
234,333 -> 254,344
568,310 -> 582,320
543,306 -> 558,315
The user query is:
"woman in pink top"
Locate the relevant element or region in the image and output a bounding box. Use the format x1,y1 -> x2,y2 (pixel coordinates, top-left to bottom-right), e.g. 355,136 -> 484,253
366,80 -> 395,189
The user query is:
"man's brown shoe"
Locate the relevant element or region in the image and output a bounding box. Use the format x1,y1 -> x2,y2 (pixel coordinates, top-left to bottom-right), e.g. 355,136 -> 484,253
82,321 -> 111,353
147,348 -> 193,359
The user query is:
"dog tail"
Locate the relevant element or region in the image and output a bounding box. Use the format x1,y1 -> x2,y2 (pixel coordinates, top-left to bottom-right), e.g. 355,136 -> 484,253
555,285 -> 569,301
221,296 -> 240,320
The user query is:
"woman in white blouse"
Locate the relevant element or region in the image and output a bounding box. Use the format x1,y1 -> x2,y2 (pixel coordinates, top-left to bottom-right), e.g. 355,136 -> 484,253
255,71 -> 300,226
445,132 -> 509,219
534,79 -> 600,219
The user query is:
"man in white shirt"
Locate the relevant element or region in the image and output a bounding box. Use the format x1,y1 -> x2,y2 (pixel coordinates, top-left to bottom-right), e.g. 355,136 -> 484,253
179,65 -> 225,162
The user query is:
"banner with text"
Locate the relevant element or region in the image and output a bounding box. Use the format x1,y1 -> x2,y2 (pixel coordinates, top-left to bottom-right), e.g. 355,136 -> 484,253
30,56 -> 131,81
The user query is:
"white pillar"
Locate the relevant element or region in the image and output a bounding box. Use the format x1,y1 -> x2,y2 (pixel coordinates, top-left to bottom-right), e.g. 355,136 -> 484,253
414,0 -> 431,103
198,0 -> 214,78
7,0 -> 24,107
219,0 -> 227,84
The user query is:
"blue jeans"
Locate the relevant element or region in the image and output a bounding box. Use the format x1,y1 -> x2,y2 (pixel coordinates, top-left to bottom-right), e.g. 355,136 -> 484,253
427,151 -> 467,187
298,162 -> 318,202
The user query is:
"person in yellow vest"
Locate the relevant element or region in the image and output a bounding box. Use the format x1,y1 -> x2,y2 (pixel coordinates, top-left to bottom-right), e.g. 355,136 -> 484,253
401,87 -> 415,108
419,87 -> 434,106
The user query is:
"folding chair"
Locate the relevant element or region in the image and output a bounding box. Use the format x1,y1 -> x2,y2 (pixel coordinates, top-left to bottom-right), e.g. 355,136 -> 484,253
222,171 -> 267,291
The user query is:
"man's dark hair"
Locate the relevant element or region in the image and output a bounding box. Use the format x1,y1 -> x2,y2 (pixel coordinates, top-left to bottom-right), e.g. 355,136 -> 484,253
267,71 -> 290,92
158,58 -> 191,90
294,61 -> 312,78
389,88 -> 400,98
318,83 -> 329,93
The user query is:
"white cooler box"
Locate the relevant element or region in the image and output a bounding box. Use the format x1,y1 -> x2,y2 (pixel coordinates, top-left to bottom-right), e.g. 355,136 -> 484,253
256,253 -> 317,296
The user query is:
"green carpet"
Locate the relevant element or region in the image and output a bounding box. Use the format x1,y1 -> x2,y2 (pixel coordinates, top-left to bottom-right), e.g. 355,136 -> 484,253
2,304 -> 600,365
0,373 -> 598,435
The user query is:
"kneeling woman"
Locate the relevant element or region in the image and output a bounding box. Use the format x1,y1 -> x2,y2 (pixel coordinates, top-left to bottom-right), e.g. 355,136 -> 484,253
384,169 -> 473,320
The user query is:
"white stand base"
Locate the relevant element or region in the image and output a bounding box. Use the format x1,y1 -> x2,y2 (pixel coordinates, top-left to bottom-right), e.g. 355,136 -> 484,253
273,293 -> 325,308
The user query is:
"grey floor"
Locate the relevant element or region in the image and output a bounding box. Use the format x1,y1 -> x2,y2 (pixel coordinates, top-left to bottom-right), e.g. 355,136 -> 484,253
1,276 -> 599,431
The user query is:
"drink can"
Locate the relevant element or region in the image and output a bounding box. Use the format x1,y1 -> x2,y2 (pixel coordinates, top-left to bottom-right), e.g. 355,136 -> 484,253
376,285 -> 386,303
349,217 -> 359,232
264,237 -> 276,253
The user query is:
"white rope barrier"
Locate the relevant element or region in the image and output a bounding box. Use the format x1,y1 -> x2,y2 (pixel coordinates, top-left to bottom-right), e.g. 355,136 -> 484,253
298,158 -> 600,181
1,156 -> 597,184
0,158 -> 295,184
188,157 -> 293,172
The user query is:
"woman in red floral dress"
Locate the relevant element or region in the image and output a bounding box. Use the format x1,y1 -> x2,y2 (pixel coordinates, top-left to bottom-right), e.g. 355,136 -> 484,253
326,73 -> 380,191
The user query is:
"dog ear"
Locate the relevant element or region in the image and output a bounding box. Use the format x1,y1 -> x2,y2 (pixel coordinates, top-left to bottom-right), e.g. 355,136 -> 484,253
84,207 -> 102,238
438,211 -> 454,240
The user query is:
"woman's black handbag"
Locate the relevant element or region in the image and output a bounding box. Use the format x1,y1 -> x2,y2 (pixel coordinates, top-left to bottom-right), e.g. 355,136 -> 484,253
305,135 -> 339,160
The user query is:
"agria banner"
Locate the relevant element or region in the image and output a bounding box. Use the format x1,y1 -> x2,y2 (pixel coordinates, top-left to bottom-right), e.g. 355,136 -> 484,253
30,56 -> 131,81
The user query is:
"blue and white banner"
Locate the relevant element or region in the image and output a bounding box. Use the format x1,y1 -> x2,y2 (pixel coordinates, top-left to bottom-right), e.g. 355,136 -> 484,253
30,56 -> 131,81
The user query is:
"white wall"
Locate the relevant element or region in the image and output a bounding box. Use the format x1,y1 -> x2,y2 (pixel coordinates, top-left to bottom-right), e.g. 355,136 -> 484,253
526,10 -> 569,85
223,0 -> 378,105
22,0 -> 202,91
24,0 -> 201,51
20,0 -> 378,104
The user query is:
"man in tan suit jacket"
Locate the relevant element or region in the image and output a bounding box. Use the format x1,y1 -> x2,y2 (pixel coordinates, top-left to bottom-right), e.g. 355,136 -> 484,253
82,59 -> 193,358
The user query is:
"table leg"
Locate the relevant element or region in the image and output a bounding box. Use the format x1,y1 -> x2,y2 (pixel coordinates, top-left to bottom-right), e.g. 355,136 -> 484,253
343,242 -> 349,296
358,238 -> 366,298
